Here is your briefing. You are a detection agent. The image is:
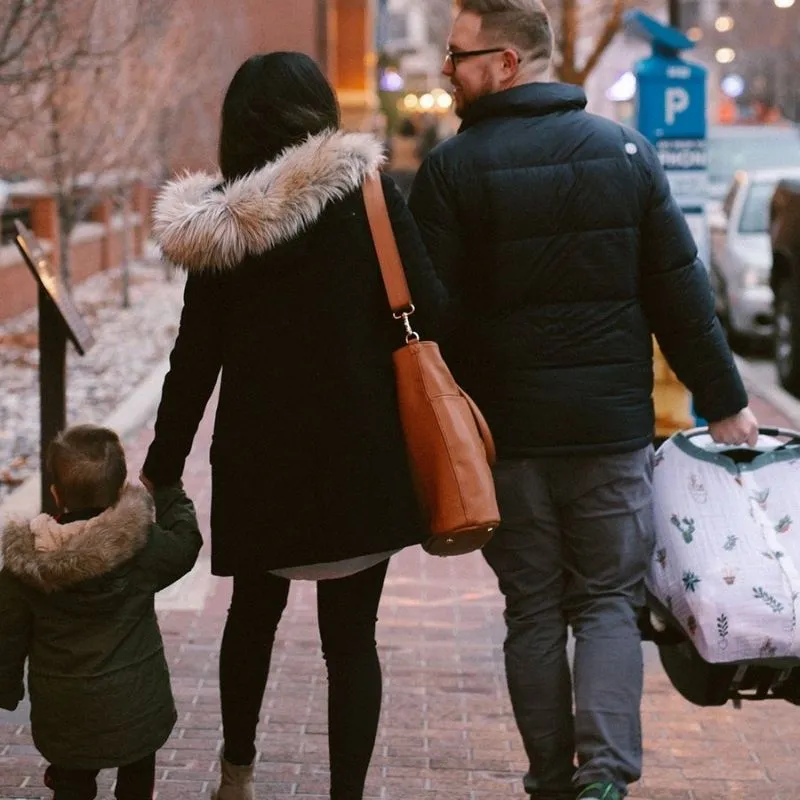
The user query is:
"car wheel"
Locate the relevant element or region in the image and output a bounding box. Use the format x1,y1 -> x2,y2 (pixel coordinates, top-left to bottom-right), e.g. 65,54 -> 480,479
774,272 -> 800,394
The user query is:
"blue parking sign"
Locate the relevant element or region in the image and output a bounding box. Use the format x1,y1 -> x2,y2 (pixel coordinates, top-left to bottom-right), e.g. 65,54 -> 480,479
627,10 -> 710,429
627,10 -> 709,268
636,58 -> 706,142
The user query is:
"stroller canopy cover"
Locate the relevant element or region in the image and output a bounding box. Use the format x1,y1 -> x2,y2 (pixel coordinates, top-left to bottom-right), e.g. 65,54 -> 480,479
649,431 -> 800,664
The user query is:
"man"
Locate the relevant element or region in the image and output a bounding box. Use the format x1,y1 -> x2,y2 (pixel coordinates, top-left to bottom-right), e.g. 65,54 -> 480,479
408,2 -> 758,799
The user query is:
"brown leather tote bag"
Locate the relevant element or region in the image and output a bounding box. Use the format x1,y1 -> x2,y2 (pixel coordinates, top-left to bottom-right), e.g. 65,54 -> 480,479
363,174 -> 500,556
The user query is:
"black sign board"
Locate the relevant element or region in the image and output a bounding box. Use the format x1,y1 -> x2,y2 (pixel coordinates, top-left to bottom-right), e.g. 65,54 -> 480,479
13,220 -> 95,513
14,220 -> 95,355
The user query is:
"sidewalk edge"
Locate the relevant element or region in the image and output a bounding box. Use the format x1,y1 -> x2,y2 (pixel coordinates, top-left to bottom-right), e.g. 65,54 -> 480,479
0,358 -> 169,525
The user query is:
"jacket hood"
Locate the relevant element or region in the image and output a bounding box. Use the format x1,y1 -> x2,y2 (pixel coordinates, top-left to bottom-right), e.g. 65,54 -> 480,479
459,82 -> 587,132
154,130 -> 386,273
1,485 -> 154,592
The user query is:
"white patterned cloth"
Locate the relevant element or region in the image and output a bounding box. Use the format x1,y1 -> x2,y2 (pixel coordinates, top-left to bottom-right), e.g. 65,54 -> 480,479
648,433 -> 800,664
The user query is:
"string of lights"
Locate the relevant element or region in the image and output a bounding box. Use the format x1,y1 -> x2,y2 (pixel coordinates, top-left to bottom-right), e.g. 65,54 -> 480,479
670,0 -> 797,67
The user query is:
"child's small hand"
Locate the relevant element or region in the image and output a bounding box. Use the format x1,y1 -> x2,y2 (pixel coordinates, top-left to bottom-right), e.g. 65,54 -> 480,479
139,471 -> 155,494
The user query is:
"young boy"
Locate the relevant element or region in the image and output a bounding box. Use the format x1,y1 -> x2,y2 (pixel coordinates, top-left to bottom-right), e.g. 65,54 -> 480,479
0,424 -> 203,800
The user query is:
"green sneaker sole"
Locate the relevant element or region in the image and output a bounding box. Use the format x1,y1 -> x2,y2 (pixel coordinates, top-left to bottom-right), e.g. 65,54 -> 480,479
575,783 -> 622,800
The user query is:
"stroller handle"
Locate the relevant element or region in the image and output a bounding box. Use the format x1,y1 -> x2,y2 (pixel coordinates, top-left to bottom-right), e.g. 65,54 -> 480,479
679,426 -> 800,446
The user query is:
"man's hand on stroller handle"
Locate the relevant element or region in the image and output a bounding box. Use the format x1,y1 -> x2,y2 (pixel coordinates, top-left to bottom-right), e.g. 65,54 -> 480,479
708,407 -> 759,448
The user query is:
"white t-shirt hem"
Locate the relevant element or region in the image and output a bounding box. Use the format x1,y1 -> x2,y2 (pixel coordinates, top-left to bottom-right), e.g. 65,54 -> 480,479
269,549 -> 401,581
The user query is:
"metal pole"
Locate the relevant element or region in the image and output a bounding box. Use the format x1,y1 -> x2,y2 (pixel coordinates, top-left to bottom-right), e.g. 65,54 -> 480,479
669,0 -> 681,28
38,287 -> 66,515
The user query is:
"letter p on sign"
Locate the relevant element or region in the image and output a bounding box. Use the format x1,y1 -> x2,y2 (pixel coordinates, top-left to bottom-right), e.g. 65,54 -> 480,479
665,87 -> 690,126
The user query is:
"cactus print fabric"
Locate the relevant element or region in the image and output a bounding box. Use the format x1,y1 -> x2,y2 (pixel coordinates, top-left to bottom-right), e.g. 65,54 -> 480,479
648,433 -> 800,663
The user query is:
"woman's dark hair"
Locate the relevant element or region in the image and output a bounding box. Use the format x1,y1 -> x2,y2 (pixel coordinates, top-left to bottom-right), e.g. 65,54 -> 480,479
219,52 -> 341,181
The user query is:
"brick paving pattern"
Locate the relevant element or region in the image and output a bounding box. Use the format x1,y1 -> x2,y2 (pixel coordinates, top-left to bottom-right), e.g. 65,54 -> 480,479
2,388 -> 800,799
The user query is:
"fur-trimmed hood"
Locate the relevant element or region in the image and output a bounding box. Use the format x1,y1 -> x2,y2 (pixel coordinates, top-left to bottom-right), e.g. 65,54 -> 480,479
154,130 -> 385,272
1,485 -> 154,592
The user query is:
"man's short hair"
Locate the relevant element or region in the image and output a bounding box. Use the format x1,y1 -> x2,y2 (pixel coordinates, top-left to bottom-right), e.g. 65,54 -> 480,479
459,0 -> 554,63
47,424 -> 127,510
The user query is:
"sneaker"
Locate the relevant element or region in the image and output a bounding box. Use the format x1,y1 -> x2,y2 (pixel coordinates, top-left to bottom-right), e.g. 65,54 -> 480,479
575,784 -> 622,800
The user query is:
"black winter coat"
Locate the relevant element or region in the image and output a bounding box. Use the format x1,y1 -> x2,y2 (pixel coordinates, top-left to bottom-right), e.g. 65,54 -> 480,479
143,132 -> 450,574
408,83 -> 747,457
0,485 -> 201,769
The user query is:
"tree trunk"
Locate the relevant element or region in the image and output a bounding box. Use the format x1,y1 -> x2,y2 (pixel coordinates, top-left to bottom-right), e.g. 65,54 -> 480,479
559,0 -> 580,85
57,200 -> 73,292
119,188 -> 132,309
155,109 -> 174,284
556,0 -> 626,87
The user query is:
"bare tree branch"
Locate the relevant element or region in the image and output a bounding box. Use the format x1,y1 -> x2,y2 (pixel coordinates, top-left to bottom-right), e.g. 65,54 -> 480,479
557,0 -> 577,84
0,0 -> 174,85
575,0 -> 625,86
2,0 -> 212,285
555,0 -> 629,86
0,0 -> 58,75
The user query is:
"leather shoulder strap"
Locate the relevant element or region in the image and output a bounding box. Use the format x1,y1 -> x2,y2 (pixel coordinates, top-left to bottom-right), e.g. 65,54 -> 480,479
363,172 -> 413,313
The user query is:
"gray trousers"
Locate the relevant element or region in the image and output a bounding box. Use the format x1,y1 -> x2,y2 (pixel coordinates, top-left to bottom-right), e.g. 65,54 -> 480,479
483,448 -> 655,799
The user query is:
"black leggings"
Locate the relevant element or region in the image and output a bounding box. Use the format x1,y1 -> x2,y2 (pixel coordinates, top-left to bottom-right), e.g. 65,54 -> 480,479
220,560 -> 389,800
43,753 -> 155,800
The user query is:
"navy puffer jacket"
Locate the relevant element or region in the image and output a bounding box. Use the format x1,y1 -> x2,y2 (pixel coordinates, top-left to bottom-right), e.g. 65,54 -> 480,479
409,82 -> 747,457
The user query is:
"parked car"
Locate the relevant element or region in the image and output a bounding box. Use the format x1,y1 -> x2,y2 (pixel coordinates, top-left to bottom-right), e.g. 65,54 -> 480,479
770,178 -> 800,392
708,125 -> 800,216
710,168 -> 800,345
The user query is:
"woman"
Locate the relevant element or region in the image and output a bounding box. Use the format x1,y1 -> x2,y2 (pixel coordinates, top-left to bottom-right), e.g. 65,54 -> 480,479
141,53 -> 450,800
386,117 -> 421,199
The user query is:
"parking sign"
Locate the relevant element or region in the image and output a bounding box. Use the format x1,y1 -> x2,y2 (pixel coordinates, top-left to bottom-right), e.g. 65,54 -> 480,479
628,10 -> 709,268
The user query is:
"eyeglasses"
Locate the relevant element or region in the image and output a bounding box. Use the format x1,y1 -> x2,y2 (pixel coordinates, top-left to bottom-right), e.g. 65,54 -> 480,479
444,47 -> 507,68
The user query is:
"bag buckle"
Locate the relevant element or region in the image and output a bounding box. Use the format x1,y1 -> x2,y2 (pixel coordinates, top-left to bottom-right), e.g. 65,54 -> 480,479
393,304 -> 420,343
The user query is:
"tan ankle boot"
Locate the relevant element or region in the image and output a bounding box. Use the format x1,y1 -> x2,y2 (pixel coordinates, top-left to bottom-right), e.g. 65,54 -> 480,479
212,757 -> 255,800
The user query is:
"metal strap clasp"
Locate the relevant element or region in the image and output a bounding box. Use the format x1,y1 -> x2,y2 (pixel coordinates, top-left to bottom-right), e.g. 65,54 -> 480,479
393,304 -> 420,343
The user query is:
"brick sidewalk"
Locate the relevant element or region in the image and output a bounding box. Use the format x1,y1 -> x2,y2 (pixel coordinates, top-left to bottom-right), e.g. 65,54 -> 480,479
2,386 -> 800,799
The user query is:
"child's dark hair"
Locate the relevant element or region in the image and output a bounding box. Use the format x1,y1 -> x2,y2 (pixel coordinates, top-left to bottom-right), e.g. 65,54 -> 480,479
46,425 -> 127,510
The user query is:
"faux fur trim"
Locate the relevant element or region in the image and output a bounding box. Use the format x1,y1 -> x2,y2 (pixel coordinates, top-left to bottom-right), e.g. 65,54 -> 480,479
154,130 -> 386,272
1,485 -> 154,592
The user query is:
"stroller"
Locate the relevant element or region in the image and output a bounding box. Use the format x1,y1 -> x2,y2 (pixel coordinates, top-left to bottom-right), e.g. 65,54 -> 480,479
642,427 -> 800,708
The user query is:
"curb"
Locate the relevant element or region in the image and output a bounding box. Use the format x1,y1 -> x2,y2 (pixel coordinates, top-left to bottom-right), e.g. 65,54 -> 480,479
734,354 -> 800,429
0,358 -> 170,526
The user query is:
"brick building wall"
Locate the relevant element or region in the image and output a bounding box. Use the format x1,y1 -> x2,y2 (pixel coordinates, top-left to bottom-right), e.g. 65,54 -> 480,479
164,0 -> 375,174
0,188 -> 150,323
0,1 -> 377,321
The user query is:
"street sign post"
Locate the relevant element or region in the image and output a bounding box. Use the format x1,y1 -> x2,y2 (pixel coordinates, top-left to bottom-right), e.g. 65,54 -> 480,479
14,221 -> 95,514
626,10 -> 710,434
627,10 -> 709,268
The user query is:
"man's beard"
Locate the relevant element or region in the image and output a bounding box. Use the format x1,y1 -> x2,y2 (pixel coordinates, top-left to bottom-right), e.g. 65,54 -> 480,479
453,74 -> 495,118
454,89 -> 475,119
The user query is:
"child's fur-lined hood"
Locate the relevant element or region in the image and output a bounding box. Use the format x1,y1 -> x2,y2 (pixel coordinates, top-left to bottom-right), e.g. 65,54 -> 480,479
154,130 -> 385,273
1,485 -> 154,592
